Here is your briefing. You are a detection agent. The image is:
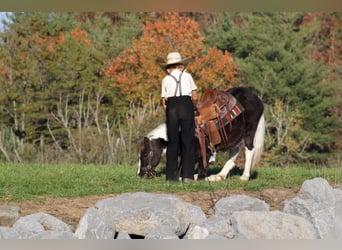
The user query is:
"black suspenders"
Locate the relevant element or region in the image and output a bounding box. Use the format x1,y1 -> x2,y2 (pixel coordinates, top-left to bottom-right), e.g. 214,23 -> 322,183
169,71 -> 184,97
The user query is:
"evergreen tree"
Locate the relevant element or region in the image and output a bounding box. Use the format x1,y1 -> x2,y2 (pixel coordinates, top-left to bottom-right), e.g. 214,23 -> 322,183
204,12 -> 340,162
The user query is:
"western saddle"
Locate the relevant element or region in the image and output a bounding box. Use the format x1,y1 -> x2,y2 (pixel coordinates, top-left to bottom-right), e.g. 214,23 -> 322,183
195,89 -> 244,171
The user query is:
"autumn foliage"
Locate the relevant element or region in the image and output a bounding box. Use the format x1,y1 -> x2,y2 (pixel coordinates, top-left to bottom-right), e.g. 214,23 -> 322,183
102,12 -> 237,105
303,13 -> 342,67
31,26 -> 93,53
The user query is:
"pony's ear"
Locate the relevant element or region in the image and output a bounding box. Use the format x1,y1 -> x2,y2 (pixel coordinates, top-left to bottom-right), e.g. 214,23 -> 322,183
143,136 -> 150,145
136,137 -> 146,153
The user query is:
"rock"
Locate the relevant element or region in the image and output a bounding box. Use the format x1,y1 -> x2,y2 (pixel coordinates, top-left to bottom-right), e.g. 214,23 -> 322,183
0,227 -> 21,239
205,233 -> 227,239
1,178 -> 340,240
0,206 -> 21,226
210,194 -> 270,218
115,231 -> 131,239
333,188 -> 342,238
184,225 -> 209,239
199,215 -> 235,239
231,211 -> 317,239
75,207 -> 116,239
86,192 -> 206,237
30,231 -> 76,239
13,212 -> 72,239
145,225 -> 179,239
283,177 -> 337,238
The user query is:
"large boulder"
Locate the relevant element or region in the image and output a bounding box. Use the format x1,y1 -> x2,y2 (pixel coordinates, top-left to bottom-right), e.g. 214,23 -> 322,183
0,206 -> 21,226
210,194 -> 270,218
75,207 -> 116,239
231,210 -> 317,239
283,178 -> 338,238
145,225 -> 179,239
1,212 -> 73,239
75,192 -> 206,238
186,215 -> 235,239
334,188 -> 342,238
0,227 -> 21,239
30,231 -> 76,239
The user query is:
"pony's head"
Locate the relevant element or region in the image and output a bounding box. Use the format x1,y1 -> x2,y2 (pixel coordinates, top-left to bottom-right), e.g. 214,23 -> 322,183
136,136 -> 167,178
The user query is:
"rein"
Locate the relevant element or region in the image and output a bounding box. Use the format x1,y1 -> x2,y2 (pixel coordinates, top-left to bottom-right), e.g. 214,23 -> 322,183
146,139 -> 155,177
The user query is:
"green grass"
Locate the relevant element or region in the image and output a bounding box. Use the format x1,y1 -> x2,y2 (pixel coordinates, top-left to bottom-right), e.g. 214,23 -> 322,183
0,163 -> 341,202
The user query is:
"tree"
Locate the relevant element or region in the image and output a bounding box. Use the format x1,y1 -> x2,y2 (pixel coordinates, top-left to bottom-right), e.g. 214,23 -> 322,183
301,13 -> 342,150
0,12 -> 146,163
204,12 -> 340,162
101,12 -> 238,106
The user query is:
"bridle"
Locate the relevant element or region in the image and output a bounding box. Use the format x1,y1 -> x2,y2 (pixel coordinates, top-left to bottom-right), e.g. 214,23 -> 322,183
145,139 -> 155,178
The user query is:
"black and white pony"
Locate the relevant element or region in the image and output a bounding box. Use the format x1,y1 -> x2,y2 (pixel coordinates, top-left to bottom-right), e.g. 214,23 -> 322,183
137,87 -> 265,181
136,123 -> 168,178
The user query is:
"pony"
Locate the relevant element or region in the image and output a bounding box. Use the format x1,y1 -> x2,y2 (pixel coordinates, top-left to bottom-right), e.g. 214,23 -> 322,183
136,123 -> 168,178
137,87 -> 265,181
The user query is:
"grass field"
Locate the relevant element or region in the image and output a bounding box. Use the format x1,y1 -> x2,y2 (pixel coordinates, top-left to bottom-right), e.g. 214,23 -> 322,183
0,163 -> 341,202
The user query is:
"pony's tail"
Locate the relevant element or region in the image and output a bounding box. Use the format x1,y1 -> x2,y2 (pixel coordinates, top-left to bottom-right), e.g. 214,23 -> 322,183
251,113 -> 265,169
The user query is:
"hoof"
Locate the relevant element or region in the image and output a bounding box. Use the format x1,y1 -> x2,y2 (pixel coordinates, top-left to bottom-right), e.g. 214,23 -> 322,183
206,175 -> 225,182
240,175 -> 250,181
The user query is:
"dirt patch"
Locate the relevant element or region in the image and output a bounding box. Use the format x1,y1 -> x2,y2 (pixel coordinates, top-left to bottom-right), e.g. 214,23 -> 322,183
0,186 -> 300,230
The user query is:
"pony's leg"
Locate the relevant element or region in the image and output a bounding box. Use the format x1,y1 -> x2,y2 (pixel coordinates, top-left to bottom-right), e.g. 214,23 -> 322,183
240,147 -> 255,181
206,148 -> 240,181
241,113 -> 265,181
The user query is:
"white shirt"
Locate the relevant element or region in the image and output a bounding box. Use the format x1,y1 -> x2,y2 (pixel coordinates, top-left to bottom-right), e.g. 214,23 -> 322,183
161,69 -> 197,99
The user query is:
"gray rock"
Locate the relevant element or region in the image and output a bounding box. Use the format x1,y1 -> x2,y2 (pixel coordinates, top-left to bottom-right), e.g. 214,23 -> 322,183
0,206 -> 21,226
75,207 -> 116,239
283,178 -> 337,238
205,233 -> 227,239
200,215 -> 235,239
92,192 -> 206,237
333,188 -> 342,238
30,231 -> 76,239
13,212 -> 72,239
115,231 -> 131,239
184,224 -> 210,239
231,211 -> 317,239
2,178 -> 340,240
299,177 -> 336,204
210,194 -> 269,218
0,227 -> 21,239
145,225 -> 179,239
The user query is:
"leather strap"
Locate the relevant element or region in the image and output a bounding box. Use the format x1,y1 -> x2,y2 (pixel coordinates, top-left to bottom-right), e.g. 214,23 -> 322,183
169,71 -> 184,96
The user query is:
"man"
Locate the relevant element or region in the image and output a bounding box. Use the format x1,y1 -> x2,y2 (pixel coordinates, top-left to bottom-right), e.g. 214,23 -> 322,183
160,52 -> 198,182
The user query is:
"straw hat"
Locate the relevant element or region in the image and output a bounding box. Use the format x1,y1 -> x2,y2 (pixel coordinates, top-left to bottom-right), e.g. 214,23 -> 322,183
159,52 -> 190,70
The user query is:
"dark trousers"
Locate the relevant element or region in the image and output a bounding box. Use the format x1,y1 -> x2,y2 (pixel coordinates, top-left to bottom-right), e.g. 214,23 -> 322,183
165,96 -> 195,181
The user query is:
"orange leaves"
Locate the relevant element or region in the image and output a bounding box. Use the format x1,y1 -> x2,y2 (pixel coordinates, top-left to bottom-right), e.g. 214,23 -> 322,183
70,27 -> 93,46
191,47 -> 237,91
31,32 -> 65,52
0,61 -> 7,78
30,26 -> 92,54
102,12 -> 238,104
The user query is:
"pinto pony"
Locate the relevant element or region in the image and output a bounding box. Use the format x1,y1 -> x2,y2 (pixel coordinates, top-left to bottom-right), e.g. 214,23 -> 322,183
137,87 -> 265,181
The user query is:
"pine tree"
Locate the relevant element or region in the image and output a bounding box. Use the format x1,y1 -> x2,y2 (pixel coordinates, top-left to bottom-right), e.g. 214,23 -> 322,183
204,12 -> 340,162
